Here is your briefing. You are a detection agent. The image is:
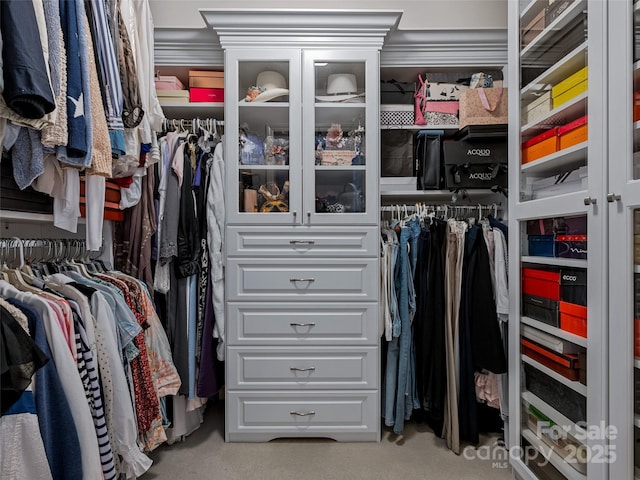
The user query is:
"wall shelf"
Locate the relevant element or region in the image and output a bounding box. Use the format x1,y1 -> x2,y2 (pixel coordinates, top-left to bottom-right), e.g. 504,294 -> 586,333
521,142 -> 587,177
522,355 -> 588,396
521,93 -> 587,138
521,256 -> 588,269
160,101 -> 224,119
521,316 -> 587,348
522,390 -> 587,438
521,428 -> 587,480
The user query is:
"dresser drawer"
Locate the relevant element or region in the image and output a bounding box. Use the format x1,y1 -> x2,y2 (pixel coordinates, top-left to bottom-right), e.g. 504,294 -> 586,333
227,347 -> 378,389
227,258 -> 378,301
227,226 -> 378,258
226,390 -> 379,442
227,302 -> 379,346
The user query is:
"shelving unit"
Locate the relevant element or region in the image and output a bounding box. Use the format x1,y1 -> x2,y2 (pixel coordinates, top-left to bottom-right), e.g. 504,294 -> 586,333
521,256 -> 587,268
521,93 -> 588,138
521,142 -> 587,176
522,390 -> 587,438
160,101 -> 224,119
522,355 -> 588,396
521,316 -> 587,348
521,428 -> 587,480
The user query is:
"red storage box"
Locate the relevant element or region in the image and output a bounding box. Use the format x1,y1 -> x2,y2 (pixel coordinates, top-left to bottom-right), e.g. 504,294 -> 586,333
521,338 -> 581,381
522,128 -> 559,164
79,178 -> 123,222
560,301 -> 587,338
522,268 -> 561,300
557,115 -> 588,150
189,88 -> 224,102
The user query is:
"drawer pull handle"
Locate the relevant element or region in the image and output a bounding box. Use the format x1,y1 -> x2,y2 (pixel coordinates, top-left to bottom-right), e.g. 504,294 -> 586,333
290,278 -> 315,283
290,322 -> 316,327
289,240 -> 315,245
290,366 -> 316,372
290,411 -> 316,417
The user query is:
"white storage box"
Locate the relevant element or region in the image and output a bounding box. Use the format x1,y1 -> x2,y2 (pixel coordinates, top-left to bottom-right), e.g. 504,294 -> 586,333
380,104 -> 414,126
380,177 -> 417,191
528,166 -> 588,200
521,91 -> 552,125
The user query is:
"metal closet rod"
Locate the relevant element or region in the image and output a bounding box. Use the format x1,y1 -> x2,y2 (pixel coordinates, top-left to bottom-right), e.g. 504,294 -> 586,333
380,203 -> 502,217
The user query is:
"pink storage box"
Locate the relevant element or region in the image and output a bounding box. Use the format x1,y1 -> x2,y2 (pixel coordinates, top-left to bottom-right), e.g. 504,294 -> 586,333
154,75 -> 185,91
189,88 -> 224,103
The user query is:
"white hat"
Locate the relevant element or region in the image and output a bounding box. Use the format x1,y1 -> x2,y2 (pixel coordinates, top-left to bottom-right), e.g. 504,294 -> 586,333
241,71 -> 289,103
315,73 -> 364,102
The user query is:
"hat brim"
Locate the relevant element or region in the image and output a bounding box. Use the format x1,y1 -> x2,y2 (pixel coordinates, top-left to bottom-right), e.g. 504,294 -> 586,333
240,88 -> 289,103
315,92 -> 365,102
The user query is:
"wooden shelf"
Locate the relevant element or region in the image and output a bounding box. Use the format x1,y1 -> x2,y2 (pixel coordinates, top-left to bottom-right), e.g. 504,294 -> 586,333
521,142 -> 587,177
522,355 -> 588,396
521,42 -> 587,101
522,391 -> 587,439
160,101 -> 224,119
521,256 -> 587,268
521,316 -> 587,348
521,93 -> 587,138
315,165 -> 367,171
521,0 -> 587,62
521,428 -> 587,480
237,165 -> 290,170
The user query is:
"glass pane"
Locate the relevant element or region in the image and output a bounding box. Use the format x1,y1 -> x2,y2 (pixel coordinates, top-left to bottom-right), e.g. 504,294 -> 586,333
519,4 -> 588,203
634,209 -> 640,475
238,168 -> 290,213
237,61 -> 290,215
520,214 -> 588,477
314,170 -> 366,214
634,5 -> 640,180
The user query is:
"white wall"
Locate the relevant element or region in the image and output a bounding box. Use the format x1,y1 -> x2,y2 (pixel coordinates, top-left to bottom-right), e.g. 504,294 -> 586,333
149,0 -> 508,30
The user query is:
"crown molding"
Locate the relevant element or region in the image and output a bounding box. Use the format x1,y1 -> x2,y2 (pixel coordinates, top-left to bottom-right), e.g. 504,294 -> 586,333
154,28 -> 223,66
154,25 -> 508,69
200,9 -> 403,49
381,29 -> 508,68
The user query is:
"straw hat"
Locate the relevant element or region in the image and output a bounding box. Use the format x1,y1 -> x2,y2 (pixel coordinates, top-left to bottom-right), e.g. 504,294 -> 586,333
241,71 -> 289,103
315,73 -> 364,102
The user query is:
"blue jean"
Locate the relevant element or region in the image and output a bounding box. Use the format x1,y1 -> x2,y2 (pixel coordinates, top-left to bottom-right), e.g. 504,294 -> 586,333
383,218 -> 422,434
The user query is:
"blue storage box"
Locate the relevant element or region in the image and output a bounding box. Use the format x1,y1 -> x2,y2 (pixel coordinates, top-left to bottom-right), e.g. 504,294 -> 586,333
528,234 -> 555,257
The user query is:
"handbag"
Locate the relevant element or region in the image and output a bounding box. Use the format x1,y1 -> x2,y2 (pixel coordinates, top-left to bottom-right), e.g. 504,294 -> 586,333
380,130 -> 415,177
415,132 -> 444,190
459,87 -> 508,129
337,183 -> 363,213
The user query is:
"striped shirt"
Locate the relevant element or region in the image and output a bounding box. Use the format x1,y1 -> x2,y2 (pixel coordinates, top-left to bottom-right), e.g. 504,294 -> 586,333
86,0 -> 124,130
74,312 -> 117,480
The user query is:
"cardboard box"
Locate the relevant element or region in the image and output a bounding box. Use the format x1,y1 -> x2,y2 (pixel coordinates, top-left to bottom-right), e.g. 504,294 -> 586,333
521,338 -> 581,381
522,128 -> 559,164
522,268 -> 561,300
556,234 -> 587,259
189,70 -> 224,89
560,301 -> 587,338
154,75 -> 185,91
522,91 -> 552,124
560,268 -> 587,306
189,87 -> 224,103
523,294 -> 560,327
558,115 -> 588,150
552,66 -> 588,108
157,90 -> 190,103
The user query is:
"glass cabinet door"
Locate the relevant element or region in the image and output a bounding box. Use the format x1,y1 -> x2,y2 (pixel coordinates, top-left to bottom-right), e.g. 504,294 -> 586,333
302,50 -> 379,225
225,50 -> 302,225
608,2 -> 640,479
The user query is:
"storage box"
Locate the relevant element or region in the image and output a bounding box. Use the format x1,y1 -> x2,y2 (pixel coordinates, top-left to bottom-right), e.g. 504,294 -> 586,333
381,129 -> 415,177
560,268 -> 587,306
560,301 -> 587,338
189,87 -> 224,103
552,66 -> 588,108
528,234 -> 556,257
320,150 -> 358,166
79,179 -> 123,222
188,70 -> 224,89
558,115 -> 588,150
528,167 -> 588,200
521,9 -> 546,48
522,128 -> 559,164
380,80 -> 415,105
522,325 -> 581,354
522,268 -> 561,300
561,215 -> 587,235
635,236 -> 640,264
157,90 -> 190,103
521,338 -> 581,381
443,139 -> 508,189
578,350 -> 587,386
635,210 -> 640,234
555,234 -> 587,259
526,216 -> 586,236
154,75 -> 185,91
523,294 -> 560,327
522,91 -> 552,124
524,363 -> 586,424
380,177 -> 417,191
380,104 -> 415,126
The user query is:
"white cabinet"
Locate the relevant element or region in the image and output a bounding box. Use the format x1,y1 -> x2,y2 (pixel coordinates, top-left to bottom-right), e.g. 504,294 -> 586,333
204,8 -> 402,442
508,1 -> 609,479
